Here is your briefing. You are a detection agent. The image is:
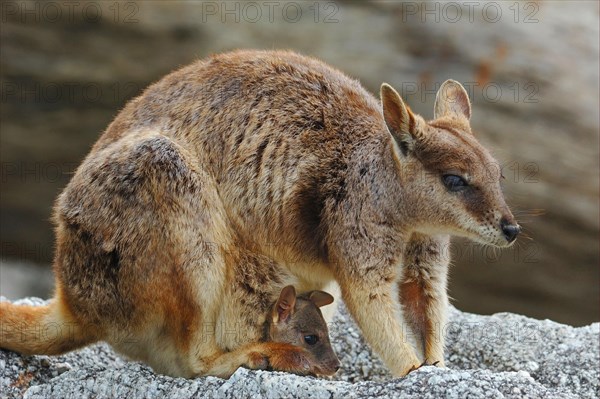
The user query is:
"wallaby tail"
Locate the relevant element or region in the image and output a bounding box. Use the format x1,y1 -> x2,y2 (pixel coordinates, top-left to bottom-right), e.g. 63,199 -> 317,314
0,293 -> 95,355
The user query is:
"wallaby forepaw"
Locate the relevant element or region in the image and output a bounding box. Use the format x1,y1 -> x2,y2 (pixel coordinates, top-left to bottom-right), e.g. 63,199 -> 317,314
267,347 -> 313,375
245,352 -> 269,370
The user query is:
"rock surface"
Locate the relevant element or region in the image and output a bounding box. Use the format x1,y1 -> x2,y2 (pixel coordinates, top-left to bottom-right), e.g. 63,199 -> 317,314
1,297 -> 598,398
1,0 -> 598,326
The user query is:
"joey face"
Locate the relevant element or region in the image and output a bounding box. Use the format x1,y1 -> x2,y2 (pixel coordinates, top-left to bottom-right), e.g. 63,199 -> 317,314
269,286 -> 340,376
381,81 -> 520,247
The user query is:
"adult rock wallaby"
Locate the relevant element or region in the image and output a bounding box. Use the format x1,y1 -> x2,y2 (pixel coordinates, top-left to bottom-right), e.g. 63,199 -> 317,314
0,50 -> 519,378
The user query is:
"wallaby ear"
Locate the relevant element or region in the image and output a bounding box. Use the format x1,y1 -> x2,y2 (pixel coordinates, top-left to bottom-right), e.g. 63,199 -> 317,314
274,285 -> 296,323
434,79 -> 471,120
308,291 -> 334,308
380,83 -> 418,155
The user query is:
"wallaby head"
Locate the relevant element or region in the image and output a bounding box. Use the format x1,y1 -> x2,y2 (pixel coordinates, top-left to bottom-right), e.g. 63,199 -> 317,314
381,80 -> 520,247
267,285 -> 340,376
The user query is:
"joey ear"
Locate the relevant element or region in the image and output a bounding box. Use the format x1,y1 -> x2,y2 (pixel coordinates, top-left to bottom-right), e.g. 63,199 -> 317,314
274,285 -> 296,323
380,83 -> 418,155
308,291 -> 334,308
434,79 -> 471,120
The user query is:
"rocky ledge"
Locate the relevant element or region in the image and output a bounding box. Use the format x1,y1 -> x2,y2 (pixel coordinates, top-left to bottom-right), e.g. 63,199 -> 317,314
1,297 -> 598,399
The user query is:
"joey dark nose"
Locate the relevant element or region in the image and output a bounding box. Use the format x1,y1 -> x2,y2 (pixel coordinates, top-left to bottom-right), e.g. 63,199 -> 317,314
328,358 -> 341,373
500,219 -> 520,243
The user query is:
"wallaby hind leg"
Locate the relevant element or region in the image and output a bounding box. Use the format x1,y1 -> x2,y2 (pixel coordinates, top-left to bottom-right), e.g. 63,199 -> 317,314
0,284 -> 97,355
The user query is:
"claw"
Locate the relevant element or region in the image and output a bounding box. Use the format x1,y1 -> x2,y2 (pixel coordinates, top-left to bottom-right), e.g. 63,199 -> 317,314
407,358 -> 441,374
408,360 -> 427,374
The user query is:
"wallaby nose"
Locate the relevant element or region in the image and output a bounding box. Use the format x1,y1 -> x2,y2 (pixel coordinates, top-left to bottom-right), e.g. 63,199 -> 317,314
330,359 -> 341,373
500,219 -> 521,243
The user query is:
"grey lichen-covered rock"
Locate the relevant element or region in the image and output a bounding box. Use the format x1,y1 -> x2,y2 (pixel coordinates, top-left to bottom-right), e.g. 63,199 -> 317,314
2,0 -> 599,327
1,298 -> 598,399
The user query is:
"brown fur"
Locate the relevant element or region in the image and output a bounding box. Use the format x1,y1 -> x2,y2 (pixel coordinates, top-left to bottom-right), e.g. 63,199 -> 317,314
0,283 -> 95,355
0,50 -> 518,377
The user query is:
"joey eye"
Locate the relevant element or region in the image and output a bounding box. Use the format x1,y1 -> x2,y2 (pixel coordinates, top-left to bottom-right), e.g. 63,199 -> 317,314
442,174 -> 468,192
303,335 -> 318,345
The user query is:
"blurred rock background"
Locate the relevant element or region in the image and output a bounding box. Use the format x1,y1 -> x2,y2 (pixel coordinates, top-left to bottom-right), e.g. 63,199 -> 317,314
1,1 -> 598,325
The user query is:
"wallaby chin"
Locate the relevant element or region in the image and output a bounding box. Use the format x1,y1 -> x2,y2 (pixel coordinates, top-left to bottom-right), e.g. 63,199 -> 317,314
313,365 -> 340,377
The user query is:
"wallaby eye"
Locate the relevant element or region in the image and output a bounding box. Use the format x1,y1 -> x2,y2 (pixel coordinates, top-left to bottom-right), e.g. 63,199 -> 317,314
442,174 -> 468,192
303,335 -> 319,345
